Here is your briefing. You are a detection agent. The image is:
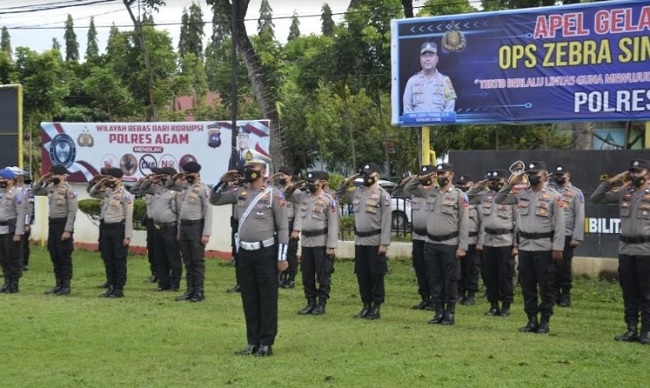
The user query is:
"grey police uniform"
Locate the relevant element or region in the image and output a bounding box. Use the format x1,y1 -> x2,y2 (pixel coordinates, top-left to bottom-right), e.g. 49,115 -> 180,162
89,182 -> 113,285
131,178 -> 157,279
0,186 -> 26,291
276,181 -> 298,287
403,70 -> 457,113
17,181 -> 35,269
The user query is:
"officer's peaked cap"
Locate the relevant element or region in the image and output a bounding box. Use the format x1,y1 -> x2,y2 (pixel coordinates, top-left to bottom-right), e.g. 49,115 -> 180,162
361,163 -> 381,175
278,166 -> 293,176
629,159 -> 650,171
485,169 -> 508,179
50,165 -> 68,175
182,161 -> 201,173
554,164 -> 568,174
160,167 -> 177,175
456,174 -> 471,184
106,167 -> 123,178
436,163 -> 453,172
419,165 -> 436,174
0,168 -> 16,179
420,41 -> 438,55
525,161 -> 547,173
306,170 -> 327,181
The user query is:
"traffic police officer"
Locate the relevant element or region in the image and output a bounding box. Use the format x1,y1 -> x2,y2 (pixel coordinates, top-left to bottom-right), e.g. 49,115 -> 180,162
549,164 -> 585,307
495,161 -> 565,334
33,165 -> 78,295
456,174 -> 480,306
468,169 -> 517,317
0,168 -> 26,293
288,171 -> 339,315
211,159 -> 288,357
90,167 -> 133,298
7,166 -> 33,272
88,167 -> 111,288
591,159 -> 650,345
403,40 -> 457,114
337,163 -> 392,320
175,161 -> 212,302
405,163 -> 469,325
271,166 -> 298,288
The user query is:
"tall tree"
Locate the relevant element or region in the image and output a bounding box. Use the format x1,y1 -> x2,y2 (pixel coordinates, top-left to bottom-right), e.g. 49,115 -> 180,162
1,26 -> 11,57
64,14 -> 79,62
179,2 -> 205,60
257,0 -> 275,39
321,4 -> 334,37
287,12 -> 300,41
86,16 -> 99,62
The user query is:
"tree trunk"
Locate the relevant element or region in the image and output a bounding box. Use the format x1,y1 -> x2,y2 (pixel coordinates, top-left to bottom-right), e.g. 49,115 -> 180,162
571,122 -> 593,150
401,0 -> 414,18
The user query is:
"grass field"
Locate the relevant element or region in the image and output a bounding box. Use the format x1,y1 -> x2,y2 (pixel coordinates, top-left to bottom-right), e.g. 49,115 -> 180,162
1,247 -> 647,387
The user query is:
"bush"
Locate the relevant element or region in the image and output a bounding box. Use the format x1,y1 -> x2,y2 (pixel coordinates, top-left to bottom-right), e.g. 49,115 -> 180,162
77,198 -> 147,230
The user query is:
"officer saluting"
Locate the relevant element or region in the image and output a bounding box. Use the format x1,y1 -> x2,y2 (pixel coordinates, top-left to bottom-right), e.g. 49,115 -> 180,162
34,165 -> 78,295
495,161 -> 564,334
211,159 -> 288,357
0,168 -> 26,293
89,167 -> 134,298
455,174 -> 479,306
591,159 -> 650,345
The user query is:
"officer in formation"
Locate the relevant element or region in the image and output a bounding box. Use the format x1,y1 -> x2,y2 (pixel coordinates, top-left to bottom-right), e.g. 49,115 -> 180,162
0,168 -> 26,293
392,167 -> 436,311
130,174 -> 158,284
87,167 -> 112,289
175,161 -> 212,302
495,161 -> 565,334
210,159 -> 288,357
226,166 -> 247,293
7,167 -> 34,272
404,163 -> 468,326
338,163 -> 392,320
455,174 -> 479,306
271,166 -> 299,289
403,40 -> 457,114
549,165 -> 585,307
286,171 -> 339,315
469,169 -> 517,317
89,167 -> 134,298
591,159 -> 650,345
33,165 -> 78,295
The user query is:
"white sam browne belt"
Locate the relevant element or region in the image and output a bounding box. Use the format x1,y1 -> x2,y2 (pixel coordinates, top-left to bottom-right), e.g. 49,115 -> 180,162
239,237 -> 275,251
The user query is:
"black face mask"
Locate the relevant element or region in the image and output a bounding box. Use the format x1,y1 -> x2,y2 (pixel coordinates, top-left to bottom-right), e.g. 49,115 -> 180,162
0,181 -> 7,189
488,181 -> 502,191
52,177 -> 61,185
363,175 -> 376,187
244,169 -> 260,183
437,177 -> 449,187
527,174 -> 541,186
419,179 -> 432,186
186,176 -> 196,184
307,182 -> 319,193
278,178 -> 288,186
553,175 -> 566,185
631,176 -> 646,188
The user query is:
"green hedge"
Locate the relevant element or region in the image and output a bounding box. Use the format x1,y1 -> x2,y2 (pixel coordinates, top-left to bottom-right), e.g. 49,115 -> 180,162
78,198 -> 147,230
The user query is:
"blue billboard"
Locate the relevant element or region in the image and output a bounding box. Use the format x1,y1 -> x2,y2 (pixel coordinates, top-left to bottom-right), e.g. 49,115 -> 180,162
391,0 -> 650,126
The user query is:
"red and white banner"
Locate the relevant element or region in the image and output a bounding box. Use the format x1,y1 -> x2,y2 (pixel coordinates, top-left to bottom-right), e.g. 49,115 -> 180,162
40,120 -> 271,184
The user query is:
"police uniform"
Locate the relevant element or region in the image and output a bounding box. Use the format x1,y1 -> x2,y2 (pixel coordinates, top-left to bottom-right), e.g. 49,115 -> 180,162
131,177 -> 157,282
0,169 -> 26,293
276,166 -> 299,289
468,169 -> 517,317
176,162 -> 213,302
591,159 -> 650,344
7,167 -> 33,272
88,167 -> 111,288
290,171 -> 339,315
405,163 -> 469,325
403,41 -> 456,114
210,160 -> 288,356
337,163 -> 392,320
140,167 -> 183,291
549,165 -> 585,307
456,174 -> 480,306
33,165 -> 78,295
494,161 -> 565,334
90,168 -> 134,298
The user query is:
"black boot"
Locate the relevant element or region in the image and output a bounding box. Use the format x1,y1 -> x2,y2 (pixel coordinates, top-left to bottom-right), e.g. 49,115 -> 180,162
557,289 -> 571,307
499,302 -> 511,317
176,277 -> 195,301
485,301 -> 500,316
190,288 -> 205,302
226,283 -> 241,293
537,315 -> 551,334
441,302 -> 455,325
0,275 -> 9,292
413,295 -> 430,310
108,287 -> 125,298
298,299 -> 316,315
282,274 -> 295,289
6,278 -> 19,293
519,315 -> 539,333
55,280 -> 71,295
614,323 -> 639,342
353,303 -> 371,318
365,303 -> 381,320
640,331 -> 649,345
278,273 -> 286,288
44,276 -> 62,295
311,300 -> 326,316
99,285 -> 114,297
429,304 -> 445,324
464,293 -> 476,306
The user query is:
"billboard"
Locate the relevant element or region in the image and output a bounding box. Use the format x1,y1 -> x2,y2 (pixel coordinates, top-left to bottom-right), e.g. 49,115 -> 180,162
391,0 -> 650,126
0,85 -> 22,167
40,120 -> 271,184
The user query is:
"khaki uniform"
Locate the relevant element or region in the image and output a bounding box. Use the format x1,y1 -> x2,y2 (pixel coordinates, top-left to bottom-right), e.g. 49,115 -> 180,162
0,187 -> 26,287
403,70 -> 456,113
276,183 -> 298,286
131,179 -> 157,279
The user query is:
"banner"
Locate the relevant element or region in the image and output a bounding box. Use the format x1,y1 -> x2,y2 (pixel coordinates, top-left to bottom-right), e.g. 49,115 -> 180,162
391,0 -> 650,126
40,120 -> 271,184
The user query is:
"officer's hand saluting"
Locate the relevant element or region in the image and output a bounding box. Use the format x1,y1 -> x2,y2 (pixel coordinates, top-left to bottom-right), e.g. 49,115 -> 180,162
608,171 -> 629,184
508,171 -> 525,186
220,170 -> 240,183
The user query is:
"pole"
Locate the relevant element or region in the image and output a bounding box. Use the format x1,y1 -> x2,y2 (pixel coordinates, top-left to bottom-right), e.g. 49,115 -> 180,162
421,126 -> 430,164
230,0 -> 238,160
646,122 -> 650,149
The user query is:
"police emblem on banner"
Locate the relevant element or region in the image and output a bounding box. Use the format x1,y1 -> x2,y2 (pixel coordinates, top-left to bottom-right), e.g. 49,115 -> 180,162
441,24 -> 466,53
49,134 -> 77,168
207,123 -> 221,148
77,130 -> 94,147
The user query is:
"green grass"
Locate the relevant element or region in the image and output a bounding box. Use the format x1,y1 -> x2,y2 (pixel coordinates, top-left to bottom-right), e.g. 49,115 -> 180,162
1,247 -> 647,387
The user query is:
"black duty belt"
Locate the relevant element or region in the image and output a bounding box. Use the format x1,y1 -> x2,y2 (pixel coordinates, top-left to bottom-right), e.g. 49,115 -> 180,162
620,235 -> 650,244
427,231 -> 460,242
469,231 -> 479,237
485,227 -> 514,235
413,227 -> 428,236
0,218 -> 16,226
181,219 -> 203,226
48,217 -> 67,225
354,228 -> 381,238
103,221 -> 125,228
303,228 -> 328,237
519,231 -> 554,240
154,221 -> 177,229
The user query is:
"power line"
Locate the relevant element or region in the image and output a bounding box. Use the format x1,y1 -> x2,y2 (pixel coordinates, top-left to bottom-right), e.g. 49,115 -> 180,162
0,0 -> 118,15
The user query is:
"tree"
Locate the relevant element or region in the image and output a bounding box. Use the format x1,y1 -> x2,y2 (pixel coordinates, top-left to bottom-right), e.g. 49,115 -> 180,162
64,14 -> 79,62
179,2 -> 205,60
321,4 -> 334,37
1,26 -> 11,57
86,16 -> 99,62
84,67 -> 136,120
288,12 -> 300,41
257,0 -> 275,39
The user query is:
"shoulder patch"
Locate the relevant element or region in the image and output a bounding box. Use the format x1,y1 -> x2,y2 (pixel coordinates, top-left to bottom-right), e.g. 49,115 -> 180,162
69,190 -> 77,199
383,193 -> 391,207
124,193 -> 133,204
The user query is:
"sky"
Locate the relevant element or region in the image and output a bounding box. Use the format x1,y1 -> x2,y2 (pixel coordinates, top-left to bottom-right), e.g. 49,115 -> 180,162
0,0 -> 354,56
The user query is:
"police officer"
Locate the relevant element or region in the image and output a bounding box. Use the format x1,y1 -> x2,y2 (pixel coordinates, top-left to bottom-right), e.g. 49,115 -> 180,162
288,171 -> 339,315
211,159 -> 288,357
270,166 -> 298,289
7,167 -> 33,272
549,165 -> 584,307
469,169 -> 517,317
175,161 -> 212,302
403,40 -> 457,114
591,159 -> 650,345
337,163 -> 392,320
495,161 -> 565,334
0,168 -> 26,293
226,167 -> 247,293
88,167 -> 112,288
90,168 -> 134,298
405,163 -> 468,325
392,167 -> 436,311
456,174 -> 480,306
130,174 -> 157,284
33,165 -> 78,295
140,167 -> 183,292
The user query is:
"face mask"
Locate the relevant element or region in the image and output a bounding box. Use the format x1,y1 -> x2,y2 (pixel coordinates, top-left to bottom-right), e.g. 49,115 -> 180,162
278,178 -> 288,186
458,186 -> 469,192
307,182 -> 318,193
419,179 -> 432,186
0,181 -> 7,189
186,176 -> 196,184
527,174 -> 541,186
553,175 -> 566,185
52,177 -> 61,185
363,175 -> 376,187
488,181 -> 502,191
244,169 -> 259,183
437,177 -> 449,187
631,176 -> 646,188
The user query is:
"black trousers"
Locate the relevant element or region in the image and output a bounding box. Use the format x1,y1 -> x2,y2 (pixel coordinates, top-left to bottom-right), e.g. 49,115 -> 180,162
459,244 -> 480,296
519,250 -> 556,318
23,227 -> 31,267
424,243 -> 459,305
354,245 -> 387,305
284,219 -> 298,280
236,245 -> 278,346
0,234 -> 23,279
153,224 -> 182,289
145,218 -> 157,276
301,246 -> 334,302
412,239 -> 430,298
179,221 -> 205,291
47,221 -> 74,283
483,245 -> 515,303
100,223 -> 128,290
555,236 -> 575,294
618,255 -> 650,331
